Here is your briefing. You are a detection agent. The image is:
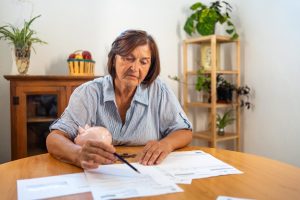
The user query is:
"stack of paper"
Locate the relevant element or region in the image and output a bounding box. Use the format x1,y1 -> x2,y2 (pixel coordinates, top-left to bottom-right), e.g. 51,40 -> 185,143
17,150 -> 242,200
85,163 -> 183,200
155,150 -> 243,184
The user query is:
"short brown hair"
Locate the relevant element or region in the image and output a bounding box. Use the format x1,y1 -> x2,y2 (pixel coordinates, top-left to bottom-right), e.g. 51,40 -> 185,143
107,30 -> 160,86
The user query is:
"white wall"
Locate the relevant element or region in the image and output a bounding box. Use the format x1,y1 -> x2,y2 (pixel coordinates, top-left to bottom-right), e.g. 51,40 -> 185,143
0,0 -> 200,163
235,0 -> 300,167
1,0 -> 300,167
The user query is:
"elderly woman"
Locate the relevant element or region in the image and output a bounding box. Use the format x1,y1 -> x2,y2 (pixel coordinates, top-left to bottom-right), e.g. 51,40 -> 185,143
47,30 -> 192,169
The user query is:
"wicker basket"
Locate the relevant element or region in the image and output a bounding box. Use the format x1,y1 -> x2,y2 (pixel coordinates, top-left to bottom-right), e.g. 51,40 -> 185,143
67,59 -> 95,76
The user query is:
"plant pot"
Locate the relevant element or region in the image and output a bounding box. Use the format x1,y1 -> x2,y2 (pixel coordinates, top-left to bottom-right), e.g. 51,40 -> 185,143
202,92 -> 211,103
15,47 -> 31,75
217,128 -> 225,136
217,86 -> 233,103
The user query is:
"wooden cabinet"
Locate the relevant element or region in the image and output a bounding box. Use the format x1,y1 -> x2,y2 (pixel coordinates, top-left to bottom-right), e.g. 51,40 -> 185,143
4,75 -> 99,160
182,35 -> 240,150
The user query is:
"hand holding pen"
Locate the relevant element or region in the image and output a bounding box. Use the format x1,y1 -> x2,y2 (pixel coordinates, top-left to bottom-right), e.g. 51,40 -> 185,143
114,153 -> 141,174
78,140 -> 117,169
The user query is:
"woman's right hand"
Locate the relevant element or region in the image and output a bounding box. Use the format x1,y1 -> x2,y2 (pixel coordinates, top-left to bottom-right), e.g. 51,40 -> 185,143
77,140 -> 117,169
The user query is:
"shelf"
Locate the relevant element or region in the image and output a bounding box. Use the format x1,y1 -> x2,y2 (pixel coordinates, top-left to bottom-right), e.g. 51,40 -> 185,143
27,117 -> 57,123
187,70 -> 239,75
184,35 -> 237,44
193,131 -> 239,142
187,102 -> 238,108
182,35 -> 240,150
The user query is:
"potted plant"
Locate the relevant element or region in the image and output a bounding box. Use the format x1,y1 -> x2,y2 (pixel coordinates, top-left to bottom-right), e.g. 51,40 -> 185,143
169,72 -> 229,102
0,15 -> 46,75
195,68 -> 211,91
183,1 -> 239,70
169,70 -> 253,108
195,68 -> 211,102
216,109 -> 235,136
194,69 -> 253,108
216,75 -> 235,103
169,68 -> 211,102
184,1 -> 238,39
193,69 -> 234,103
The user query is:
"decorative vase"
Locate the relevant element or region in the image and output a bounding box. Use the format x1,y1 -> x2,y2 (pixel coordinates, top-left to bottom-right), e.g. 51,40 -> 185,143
217,128 -> 225,136
15,46 -> 31,75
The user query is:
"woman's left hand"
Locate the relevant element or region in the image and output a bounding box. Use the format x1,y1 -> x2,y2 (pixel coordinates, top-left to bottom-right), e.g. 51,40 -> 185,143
139,140 -> 173,165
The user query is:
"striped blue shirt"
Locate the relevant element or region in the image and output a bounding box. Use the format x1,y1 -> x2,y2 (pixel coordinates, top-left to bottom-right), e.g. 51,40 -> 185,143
50,75 -> 192,145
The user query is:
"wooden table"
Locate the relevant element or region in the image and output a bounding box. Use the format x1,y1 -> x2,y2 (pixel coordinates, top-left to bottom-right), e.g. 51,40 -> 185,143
1,146 -> 300,200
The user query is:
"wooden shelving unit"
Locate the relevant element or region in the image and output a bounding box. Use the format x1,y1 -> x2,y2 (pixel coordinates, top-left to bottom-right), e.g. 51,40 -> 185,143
4,75 -> 99,160
182,35 -> 241,150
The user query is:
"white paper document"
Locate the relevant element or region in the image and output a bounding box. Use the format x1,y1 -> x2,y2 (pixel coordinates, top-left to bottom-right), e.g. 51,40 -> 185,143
17,150 -> 242,199
17,173 -> 90,200
217,195 -> 254,200
85,163 -> 183,200
156,150 -> 243,184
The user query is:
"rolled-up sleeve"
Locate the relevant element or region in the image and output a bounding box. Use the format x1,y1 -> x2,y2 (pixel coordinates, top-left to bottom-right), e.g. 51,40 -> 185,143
158,84 -> 192,137
49,82 -> 99,140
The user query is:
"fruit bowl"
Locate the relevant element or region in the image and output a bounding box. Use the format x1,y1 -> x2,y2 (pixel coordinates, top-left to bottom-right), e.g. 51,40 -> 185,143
67,50 -> 95,76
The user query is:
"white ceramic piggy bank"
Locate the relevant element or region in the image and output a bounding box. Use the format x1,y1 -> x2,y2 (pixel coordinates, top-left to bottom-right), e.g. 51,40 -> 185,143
74,124 -> 112,146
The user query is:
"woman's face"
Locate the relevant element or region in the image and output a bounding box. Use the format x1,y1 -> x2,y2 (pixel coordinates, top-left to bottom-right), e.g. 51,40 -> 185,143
114,44 -> 151,89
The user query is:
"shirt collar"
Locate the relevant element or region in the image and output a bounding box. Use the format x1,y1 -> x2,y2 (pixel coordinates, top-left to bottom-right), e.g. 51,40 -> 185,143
103,75 -> 149,106
133,84 -> 149,106
103,75 -> 115,102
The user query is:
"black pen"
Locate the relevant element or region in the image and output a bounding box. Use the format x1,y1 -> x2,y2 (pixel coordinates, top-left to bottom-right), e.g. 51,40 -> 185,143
113,153 -> 141,174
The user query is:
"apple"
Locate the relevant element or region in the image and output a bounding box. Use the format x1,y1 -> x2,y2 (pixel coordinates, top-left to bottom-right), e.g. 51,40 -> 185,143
68,53 -> 76,59
82,51 -> 92,60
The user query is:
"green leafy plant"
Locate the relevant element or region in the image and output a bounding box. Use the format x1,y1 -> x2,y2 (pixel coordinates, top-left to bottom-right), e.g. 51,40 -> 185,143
194,69 -> 253,108
168,68 -> 211,93
169,70 -> 253,109
195,68 -> 211,92
0,15 -> 46,74
194,69 -> 233,97
0,15 -> 46,51
184,1 -> 238,39
217,109 -> 235,135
